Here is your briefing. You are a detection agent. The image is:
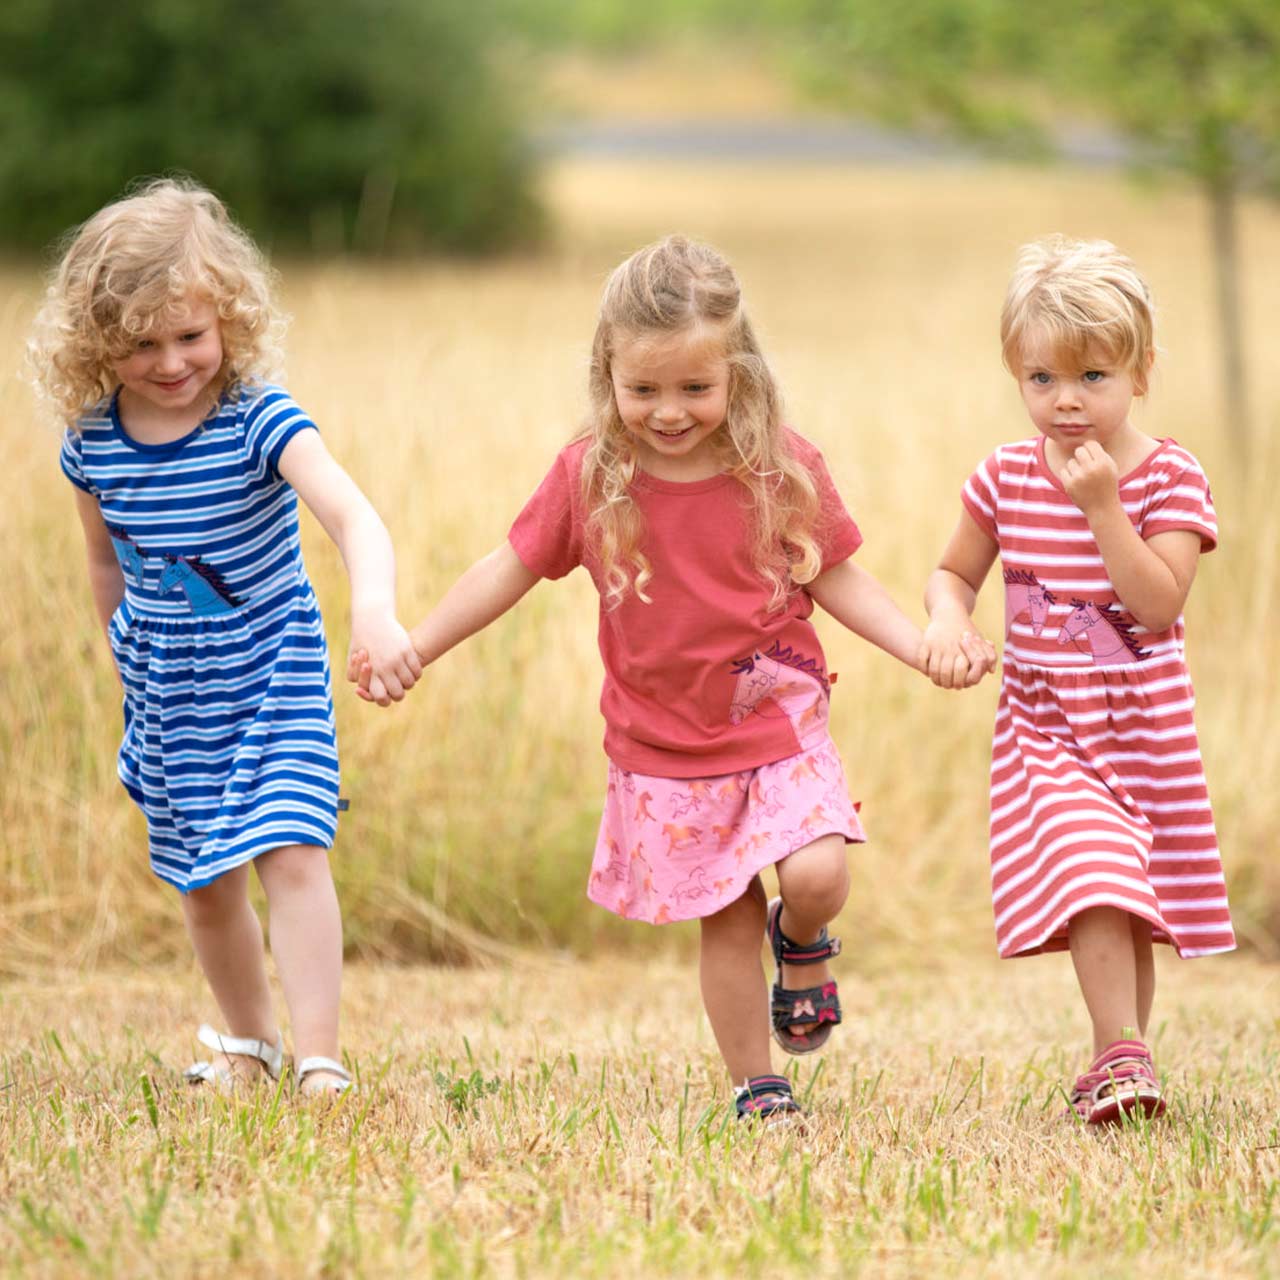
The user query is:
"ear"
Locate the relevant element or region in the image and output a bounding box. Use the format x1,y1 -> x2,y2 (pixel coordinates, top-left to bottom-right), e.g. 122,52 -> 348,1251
1134,348 -> 1155,396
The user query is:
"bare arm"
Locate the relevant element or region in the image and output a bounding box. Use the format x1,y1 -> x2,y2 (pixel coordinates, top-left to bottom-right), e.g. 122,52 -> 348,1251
73,488 -> 125,637
409,541 -> 540,664
806,557 -> 925,672
921,509 -> 1000,689
278,429 -> 422,704
1062,443 -> 1199,631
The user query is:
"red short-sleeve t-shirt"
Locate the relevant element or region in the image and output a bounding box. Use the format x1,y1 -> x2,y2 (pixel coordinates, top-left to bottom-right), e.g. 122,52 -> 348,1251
509,429 -> 862,777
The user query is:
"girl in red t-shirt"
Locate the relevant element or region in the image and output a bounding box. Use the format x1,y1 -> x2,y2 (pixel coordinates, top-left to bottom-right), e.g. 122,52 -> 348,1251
355,235 -> 993,1122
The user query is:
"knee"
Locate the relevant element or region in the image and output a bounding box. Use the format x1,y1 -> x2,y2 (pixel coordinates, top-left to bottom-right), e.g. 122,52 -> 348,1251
182,872 -> 246,928
779,842 -> 850,923
256,844 -> 332,898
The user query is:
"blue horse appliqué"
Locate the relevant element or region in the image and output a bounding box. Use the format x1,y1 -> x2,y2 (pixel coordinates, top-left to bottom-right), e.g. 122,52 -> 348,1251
157,555 -> 243,616
106,524 -> 146,585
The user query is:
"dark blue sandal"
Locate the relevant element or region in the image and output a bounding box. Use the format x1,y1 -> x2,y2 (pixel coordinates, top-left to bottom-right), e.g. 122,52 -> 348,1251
767,896 -> 843,1055
734,1074 -> 803,1123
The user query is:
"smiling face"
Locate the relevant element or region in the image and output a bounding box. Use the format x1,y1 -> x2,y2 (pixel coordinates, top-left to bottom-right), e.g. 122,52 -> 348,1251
113,295 -> 224,434
1015,332 -> 1148,465
610,328 -> 731,481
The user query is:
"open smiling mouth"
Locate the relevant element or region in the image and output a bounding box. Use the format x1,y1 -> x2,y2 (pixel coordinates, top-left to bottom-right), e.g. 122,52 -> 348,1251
652,425 -> 696,440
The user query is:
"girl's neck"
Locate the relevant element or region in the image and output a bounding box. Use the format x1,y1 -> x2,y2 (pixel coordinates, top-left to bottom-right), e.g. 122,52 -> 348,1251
116,384 -> 221,445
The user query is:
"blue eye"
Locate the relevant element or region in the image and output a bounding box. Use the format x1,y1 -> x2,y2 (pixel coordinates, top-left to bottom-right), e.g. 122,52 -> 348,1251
180,330 -> 205,342
1030,372 -> 1051,385
1083,370 -> 1105,382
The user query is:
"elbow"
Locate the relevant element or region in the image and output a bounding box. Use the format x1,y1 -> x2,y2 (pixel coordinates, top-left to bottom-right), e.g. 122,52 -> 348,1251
1132,602 -> 1183,633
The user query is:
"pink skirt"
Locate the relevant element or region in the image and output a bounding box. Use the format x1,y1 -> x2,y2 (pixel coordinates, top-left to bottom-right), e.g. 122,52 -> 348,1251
588,736 -> 865,924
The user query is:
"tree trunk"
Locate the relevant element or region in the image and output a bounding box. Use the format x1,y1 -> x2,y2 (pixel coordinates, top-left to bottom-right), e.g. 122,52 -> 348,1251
1207,178 -> 1250,461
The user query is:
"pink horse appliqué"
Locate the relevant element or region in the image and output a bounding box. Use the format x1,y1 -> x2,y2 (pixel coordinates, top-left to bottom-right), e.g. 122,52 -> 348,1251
1004,568 -> 1057,639
1057,598 -> 1149,665
728,641 -> 828,735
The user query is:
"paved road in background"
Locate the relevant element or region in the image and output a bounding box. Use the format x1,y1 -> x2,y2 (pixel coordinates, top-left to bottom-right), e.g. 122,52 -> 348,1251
537,119 -> 1133,166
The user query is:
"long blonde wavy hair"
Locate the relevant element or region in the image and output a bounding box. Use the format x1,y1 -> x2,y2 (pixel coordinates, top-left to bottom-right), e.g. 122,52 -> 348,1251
582,235 -> 822,611
28,176 -> 285,426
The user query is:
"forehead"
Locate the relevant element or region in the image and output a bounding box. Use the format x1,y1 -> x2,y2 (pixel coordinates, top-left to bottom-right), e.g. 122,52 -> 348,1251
138,293 -> 219,335
612,327 -> 728,378
1016,332 -> 1120,374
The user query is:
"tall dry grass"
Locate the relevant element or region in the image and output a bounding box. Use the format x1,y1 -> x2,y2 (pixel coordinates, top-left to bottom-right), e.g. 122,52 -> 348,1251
3,159 -> 1278,974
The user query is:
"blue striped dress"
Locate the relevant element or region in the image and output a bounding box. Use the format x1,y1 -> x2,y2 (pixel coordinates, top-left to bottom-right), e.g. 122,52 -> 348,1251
61,384 -> 340,891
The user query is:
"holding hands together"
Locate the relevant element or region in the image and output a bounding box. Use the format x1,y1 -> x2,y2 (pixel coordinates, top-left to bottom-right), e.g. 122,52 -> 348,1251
918,611 -> 998,690
346,613 -> 422,706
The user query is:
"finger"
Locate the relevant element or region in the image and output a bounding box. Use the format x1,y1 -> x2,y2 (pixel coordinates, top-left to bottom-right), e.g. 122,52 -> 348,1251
357,660 -> 374,694
345,649 -> 366,682
396,661 -> 417,690
950,652 -> 969,689
355,686 -> 375,703
369,675 -> 391,707
406,648 -> 424,680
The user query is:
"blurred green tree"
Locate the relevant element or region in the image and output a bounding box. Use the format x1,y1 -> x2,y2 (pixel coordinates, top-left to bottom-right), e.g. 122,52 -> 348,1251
779,0 -> 1280,456
0,0 -> 540,254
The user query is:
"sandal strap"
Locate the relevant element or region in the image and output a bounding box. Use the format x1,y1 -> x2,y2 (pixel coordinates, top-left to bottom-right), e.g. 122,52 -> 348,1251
194,1023 -> 285,1080
296,1056 -> 352,1084
767,898 -> 842,966
770,980 -> 842,1029
734,1074 -> 801,1119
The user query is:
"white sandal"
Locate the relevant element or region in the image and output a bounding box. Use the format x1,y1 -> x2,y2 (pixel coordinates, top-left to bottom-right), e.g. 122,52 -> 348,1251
296,1055 -> 355,1097
184,1023 -> 285,1089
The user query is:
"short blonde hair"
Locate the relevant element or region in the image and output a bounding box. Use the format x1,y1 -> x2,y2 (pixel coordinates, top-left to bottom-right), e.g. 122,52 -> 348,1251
580,234 -> 823,611
1001,236 -> 1155,392
28,176 -> 285,425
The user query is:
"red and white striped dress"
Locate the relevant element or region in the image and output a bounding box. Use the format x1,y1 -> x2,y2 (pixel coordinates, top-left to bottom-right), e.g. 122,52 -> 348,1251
963,437 -> 1234,959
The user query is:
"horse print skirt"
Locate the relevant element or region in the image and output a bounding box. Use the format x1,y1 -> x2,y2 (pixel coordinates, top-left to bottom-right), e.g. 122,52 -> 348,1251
588,735 -> 865,924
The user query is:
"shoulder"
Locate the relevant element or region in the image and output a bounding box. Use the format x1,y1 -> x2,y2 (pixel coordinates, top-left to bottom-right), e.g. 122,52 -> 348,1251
236,381 -> 307,420
780,425 -> 822,463
1150,438 -> 1207,480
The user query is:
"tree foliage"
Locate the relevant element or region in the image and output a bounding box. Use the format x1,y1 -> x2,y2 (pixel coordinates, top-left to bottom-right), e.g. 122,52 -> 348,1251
0,0 -> 540,254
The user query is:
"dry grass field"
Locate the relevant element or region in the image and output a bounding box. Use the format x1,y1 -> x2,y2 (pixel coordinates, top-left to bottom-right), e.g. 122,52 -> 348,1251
3,155 -> 1280,1276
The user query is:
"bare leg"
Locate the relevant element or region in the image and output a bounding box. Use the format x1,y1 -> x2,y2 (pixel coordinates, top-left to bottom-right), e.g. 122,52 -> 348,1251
1131,913 -> 1156,1040
180,864 -> 280,1079
773,833 -> 850,1035
255,844 -> 344,1091
1068,906 -> 1145,1056
699,878 -> 774,1084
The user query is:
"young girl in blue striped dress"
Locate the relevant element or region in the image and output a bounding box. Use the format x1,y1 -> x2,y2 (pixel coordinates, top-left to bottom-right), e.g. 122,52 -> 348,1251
30,178 -> 422,1095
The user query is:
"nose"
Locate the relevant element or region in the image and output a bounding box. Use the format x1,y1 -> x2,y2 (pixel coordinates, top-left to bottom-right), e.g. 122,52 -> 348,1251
154,342 -> 185,374
653,397 -> 684,424
1054,378 -> 1082,409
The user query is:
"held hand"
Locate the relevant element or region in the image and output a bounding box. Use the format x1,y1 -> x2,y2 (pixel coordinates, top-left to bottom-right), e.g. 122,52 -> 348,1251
1060,442 -> 1120,516
919,616 -> 997,690
347,612 -> 423,707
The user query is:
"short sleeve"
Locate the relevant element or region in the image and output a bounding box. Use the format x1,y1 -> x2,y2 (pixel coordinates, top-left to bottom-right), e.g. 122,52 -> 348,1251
508,447 -> 584,580
961,451 -> 1001,541
60,428 -> 93,493
242,387 -> 318,482
1142,454 -> 1218,552
788,432 -> 862,570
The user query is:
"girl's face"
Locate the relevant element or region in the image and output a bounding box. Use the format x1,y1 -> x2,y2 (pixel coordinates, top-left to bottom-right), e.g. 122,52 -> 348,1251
1016,336 -> 1146,461
611,329 -> 730,482
113,296 -> 224,422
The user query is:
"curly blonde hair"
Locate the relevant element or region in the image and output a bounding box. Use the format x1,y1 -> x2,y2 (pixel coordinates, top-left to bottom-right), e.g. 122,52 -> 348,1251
28,176 -> 285,426
582,234 -> 822,611
1001,235 -> 1155,393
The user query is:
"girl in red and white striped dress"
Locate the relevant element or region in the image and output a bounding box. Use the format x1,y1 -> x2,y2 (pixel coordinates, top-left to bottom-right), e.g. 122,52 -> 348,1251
920,236 -> 1234,1126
